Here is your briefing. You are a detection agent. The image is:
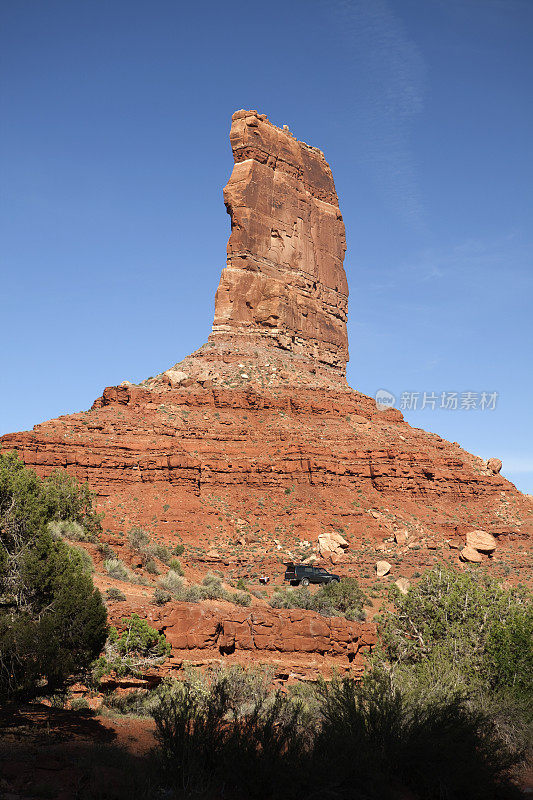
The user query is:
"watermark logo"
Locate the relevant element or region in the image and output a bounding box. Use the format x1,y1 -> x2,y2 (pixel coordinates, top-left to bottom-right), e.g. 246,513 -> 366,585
375,390 -> 499,412
375,389 -> 396,411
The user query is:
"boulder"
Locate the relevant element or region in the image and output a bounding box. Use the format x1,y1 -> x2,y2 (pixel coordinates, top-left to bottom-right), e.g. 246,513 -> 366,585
376,560 -> 391,577
459,546 -> 483,563
466,530 -> 497,553
394,577 -> 410,595
394,530 -> 408,546
486,458 -> 502,474
318,532 -> 349,556
163,368 -> 189,387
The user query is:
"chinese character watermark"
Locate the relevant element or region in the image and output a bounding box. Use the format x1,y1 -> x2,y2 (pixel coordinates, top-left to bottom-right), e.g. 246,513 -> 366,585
375,389 -> 498,412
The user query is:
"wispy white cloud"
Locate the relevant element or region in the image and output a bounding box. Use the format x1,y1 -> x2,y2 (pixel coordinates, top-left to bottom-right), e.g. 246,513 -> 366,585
498,456 -> 533,474
367,230 -> 532,292
328,0 -> 427,228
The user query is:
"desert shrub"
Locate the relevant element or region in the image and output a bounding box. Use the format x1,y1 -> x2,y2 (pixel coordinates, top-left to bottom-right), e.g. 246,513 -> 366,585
159,569 -> 184,595
269,578 -> 368,620
150,542 -> 171,564
378,565 -> 531,695
168,557 -> 183,575
181,584 -> 204,603
103,688 -> 159,717
92,614 -> 170,684
151,666 -> 520,800
173,664 -> 273,715
314,577 -> 368,620
104,558 -> 130,581
231,591 -> 252,607
153,676 -> 307,798
112,614 -> 170,659
48,519 -> 93,542
173,543 -> 185,557
153,587 -> 172,605
128,527 -> 170,565
313,671 -> 520,800
0,451 -> 107,700
0,450 -> 101,537
144,558 -> 159,575
375,565 -> 532,759
70,696 -> 90,711
127,527 -> 151,551
97,541 -> 116,559
130,574 -> 151,586
486,604 -> 533,695
235,577 -> 248,590
270,586 -> 314,610
72,545 -> 94,573
201,572 -> 225,599
106,587 -> 126,602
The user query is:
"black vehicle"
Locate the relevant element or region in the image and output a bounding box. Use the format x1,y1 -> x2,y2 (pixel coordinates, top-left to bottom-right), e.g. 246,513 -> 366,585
283,562 -> 340,587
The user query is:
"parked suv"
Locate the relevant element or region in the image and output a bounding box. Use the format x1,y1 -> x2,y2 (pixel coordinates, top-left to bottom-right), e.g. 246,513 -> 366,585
283,563 -> 340,587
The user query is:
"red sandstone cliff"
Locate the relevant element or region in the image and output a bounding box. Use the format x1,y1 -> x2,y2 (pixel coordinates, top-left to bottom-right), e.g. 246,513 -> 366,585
212,110 -> 349,375
1,110 -> 531,676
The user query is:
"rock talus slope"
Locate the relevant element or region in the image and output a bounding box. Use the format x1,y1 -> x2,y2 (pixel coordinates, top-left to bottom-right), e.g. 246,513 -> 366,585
1,110 -> 531,677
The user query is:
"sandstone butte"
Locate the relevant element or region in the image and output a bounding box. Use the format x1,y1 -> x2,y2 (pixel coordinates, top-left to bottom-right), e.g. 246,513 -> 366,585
2,110 -> 532,681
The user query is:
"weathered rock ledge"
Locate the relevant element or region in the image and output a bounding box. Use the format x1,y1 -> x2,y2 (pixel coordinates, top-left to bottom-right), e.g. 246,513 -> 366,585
109,601 -> 377,680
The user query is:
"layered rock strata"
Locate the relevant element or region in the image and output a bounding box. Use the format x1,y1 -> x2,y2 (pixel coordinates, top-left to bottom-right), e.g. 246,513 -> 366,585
134,603 -> 377,680
211,110 -> 349,377
1,111 -> 531,679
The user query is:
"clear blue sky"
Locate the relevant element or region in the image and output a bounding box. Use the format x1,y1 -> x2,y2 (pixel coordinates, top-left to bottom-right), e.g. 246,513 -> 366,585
1,0 -> 532,493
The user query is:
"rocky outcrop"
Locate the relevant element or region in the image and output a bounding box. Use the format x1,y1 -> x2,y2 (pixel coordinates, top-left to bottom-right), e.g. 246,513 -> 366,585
108,601 -> 376,680
460,546 -> 483,563
211,110 -> 349,376
1,110 -> 531,682
466,530 -> 497,553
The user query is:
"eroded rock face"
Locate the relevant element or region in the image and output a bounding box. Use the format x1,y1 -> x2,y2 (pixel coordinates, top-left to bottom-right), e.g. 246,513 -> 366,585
466,530 -> 497,552
211,110 -> 349,375
1,109 -> 531,680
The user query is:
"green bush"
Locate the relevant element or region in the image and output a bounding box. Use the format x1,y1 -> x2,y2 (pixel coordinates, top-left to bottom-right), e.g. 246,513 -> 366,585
127,527 -> 151,551
313,671 -> 520,800
97,541 -> 116,559
270,577 -> 368,620
153,677 -> 306,798
111,614 -> 170,659
153,587 -> 172,605
201,572 -> 225,599
104,558 -> 130,581
128,527 -> 170,565
173,543 -> 185,557
151,667 -> 521,800
92,614 -> 171,683
106,587 -> 127,602
0,451 -> 107,700
144,558 -> 159,575
486,605 -> 533,694
70,696 -> 90,711
159,569 -> 184,595
48,519 -> 93,542
168,557 -> 183,575
150,542 -> 171,564
378,564 -> 531,694
103,688 -> 158,717
231,591 -> 252,607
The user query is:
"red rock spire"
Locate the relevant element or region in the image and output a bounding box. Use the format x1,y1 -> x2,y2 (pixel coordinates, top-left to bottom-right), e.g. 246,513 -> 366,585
210,110 -> 349,375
